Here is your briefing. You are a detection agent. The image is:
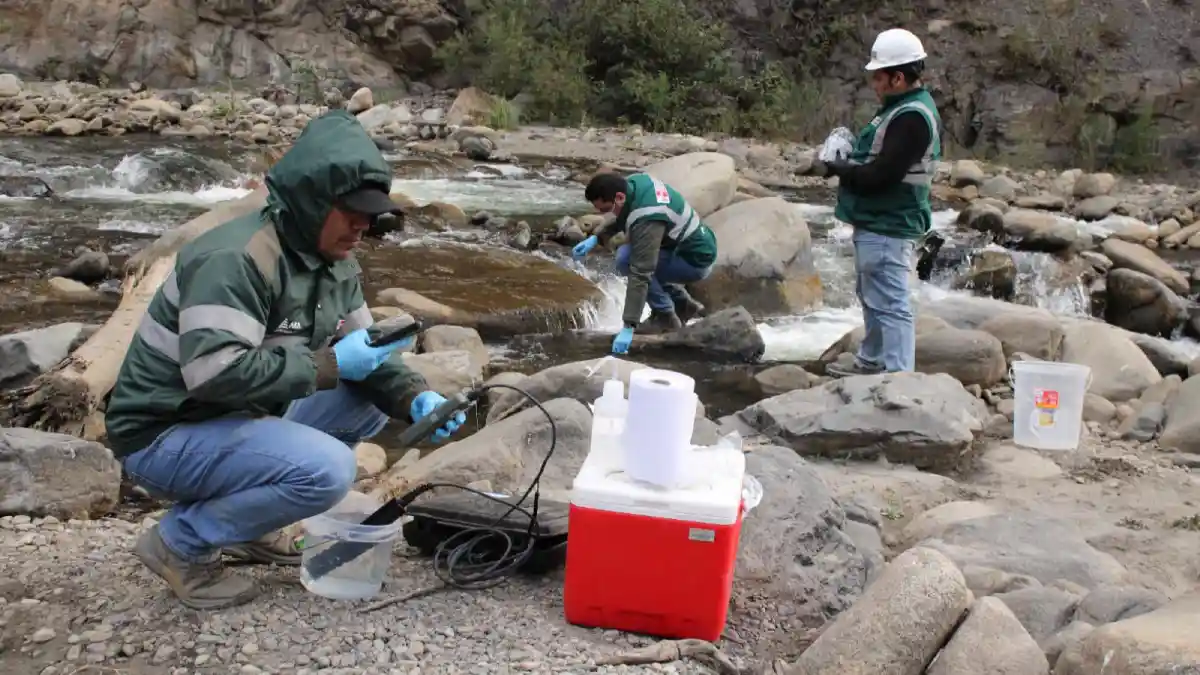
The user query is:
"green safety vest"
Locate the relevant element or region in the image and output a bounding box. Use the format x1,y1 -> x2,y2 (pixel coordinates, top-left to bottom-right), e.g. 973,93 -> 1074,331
834,87 -> 942,240
615,173 -> 717,267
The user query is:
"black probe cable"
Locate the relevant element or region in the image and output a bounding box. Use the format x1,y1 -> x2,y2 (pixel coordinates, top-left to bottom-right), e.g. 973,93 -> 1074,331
393,382 -> 560,591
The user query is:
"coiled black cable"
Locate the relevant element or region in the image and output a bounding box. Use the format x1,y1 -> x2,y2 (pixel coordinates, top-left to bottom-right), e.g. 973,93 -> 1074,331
393,382 -> 559,590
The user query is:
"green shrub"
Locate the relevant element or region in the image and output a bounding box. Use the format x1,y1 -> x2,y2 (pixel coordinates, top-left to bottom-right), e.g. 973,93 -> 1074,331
438,0 -> 816,138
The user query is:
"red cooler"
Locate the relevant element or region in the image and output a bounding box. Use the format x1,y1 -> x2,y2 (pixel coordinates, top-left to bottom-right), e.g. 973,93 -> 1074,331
563,445 -> 745,641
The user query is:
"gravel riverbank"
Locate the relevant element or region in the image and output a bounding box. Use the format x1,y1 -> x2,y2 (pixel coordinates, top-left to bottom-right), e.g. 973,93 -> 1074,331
1,514 -> 724,675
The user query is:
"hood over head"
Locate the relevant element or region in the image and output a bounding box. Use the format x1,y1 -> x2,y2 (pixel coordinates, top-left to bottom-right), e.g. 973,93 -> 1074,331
263,110 -> 393,261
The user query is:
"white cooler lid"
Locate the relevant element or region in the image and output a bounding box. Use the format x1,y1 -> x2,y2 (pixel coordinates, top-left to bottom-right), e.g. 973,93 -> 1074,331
569,445 -> 745,525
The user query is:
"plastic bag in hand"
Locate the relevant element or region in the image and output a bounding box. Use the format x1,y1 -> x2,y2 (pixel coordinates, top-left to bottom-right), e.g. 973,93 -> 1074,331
818,127 -> 855,163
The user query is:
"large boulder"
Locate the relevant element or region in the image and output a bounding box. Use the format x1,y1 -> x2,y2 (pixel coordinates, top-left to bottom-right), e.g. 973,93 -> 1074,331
400,350 -> 482,395
0,428 -> 121,519
818,314 -> 951,365
419,325 -> 489,375
737,446 -> 870,631
1060,321 -> 1161,402
785,547 -> 971,675
1055,591 -> 1200,675
926,596 -> 1049,675
977,313 -> 1065,361
370,398 -> 592,501
915,328 -> 1008,387
736,372 -> 990,471
690,197 -> 822,317
1157,372 -> 1200,453
1101,238 -> 1190,294
917,510 -> 1127,589
0,323 -> 94,389
642,152 -> 737,217
1103,268 -> 1187,337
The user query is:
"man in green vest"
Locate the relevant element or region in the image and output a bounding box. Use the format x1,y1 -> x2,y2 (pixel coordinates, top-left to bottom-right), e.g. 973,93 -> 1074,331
571,172 -> 718,354
813,28 -> 941,378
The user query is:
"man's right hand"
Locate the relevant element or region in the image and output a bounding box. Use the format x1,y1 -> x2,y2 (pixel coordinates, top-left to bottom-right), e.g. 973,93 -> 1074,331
332,328 -> 410,381
572,235 -> 598,260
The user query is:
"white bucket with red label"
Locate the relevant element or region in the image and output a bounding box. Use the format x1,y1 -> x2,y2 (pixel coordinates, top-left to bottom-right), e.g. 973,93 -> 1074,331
1011,360 -> 1092,451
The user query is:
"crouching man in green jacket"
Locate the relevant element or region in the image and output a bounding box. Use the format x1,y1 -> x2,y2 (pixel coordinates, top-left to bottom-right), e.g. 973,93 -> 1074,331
105,110 -> 466,610
572,172 -> 718,354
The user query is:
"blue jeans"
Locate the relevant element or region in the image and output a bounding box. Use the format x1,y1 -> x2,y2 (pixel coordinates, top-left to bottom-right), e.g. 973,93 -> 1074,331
121,384 -> 389,562
853,229 -> 917,372
614,245 -> 711,312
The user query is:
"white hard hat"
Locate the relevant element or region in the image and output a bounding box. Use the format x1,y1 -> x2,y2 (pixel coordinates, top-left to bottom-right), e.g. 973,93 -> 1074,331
865,28 -> 927,71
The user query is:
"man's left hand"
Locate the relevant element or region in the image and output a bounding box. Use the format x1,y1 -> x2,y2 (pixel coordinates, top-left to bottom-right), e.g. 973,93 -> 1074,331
409,391 -> 467,443
612,327 -> 634,354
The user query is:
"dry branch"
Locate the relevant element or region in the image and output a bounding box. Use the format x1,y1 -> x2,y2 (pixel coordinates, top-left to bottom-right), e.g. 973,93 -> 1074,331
0,188 -> 269,437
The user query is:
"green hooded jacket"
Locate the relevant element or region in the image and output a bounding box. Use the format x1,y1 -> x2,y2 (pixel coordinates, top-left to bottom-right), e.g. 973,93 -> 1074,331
105,110 -> 427,458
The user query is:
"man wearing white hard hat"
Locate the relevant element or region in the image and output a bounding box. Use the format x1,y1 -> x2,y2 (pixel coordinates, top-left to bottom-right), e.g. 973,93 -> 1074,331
815,28 -> 941,378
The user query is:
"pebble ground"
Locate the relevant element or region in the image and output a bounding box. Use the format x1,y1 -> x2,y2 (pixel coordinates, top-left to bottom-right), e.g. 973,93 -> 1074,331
1,514 -> 735,675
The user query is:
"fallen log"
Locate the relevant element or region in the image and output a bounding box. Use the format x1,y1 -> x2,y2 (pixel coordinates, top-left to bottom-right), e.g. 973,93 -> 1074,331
506,306 -> 767,364
0,187 -> 269,437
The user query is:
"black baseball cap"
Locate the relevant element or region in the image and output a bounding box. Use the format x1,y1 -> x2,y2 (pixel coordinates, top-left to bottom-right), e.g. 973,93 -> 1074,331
338,185 -> 402,216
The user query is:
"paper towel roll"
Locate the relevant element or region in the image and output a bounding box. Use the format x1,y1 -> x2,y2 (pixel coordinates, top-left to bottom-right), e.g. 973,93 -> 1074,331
621,368 -> 697,488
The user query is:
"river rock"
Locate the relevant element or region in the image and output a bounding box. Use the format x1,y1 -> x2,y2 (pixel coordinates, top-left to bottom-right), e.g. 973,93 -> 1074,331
372,398 -> 592,500
917,510 -> 1127,589
958,200 -> 1005,236
950,160 -> 986,187
1073,584 -> 1169,626
954,249 -> 1016,299
922,294 -> 1056,330
0,323 -> 91,389
1073,172 -> 1117,198
1104,268 -> 1187,337
1101,238 -> 1189,294
1156,373 -> 1200,452
0,175 -> 52,199
976,313 -> 1065,360
1075,195 -> 1120,220
736,372 -> 989,471
690,197 -> 821,317
642,152 -> 737,217
0,73 -> 21,97
1094,214 -> 1155,243
0,427 -> 121,519
902,501 -> 1002,548
994,586 -> 1081,642
1042,621 -> 1095,670
738,446 -> 869,625
400,350 -> 481,395
53,249 -> 110,284
1060,321 -> 1161,402
486,358 -> 706,425
1127,332 -> 1192,377
753,364 -> 818,397
1055,591 -> 1200,675
915,328 -> 1007,387
353,442 -> 387,479
785,547 -> 971,675
927,596 -> 1049,675
419,325 -> 488,374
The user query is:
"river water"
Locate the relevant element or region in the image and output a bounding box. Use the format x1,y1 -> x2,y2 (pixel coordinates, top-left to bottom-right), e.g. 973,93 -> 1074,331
3,137 -> 1198,373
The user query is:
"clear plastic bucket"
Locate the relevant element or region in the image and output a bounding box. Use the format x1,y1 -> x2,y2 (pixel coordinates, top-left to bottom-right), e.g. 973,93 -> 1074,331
299,491 -> 403,601
1011,361 -> 1091,451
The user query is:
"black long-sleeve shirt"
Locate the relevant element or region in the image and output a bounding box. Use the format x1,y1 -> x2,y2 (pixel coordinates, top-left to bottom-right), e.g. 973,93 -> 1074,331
833,111 -> 931,194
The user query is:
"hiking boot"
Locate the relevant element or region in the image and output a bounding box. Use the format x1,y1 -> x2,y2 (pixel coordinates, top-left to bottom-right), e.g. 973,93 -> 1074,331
224,525 -> 304,566
640,309 -> 683,335
825,358 -> 885,379
135,524 -> 260,610
669,288 -> 707,323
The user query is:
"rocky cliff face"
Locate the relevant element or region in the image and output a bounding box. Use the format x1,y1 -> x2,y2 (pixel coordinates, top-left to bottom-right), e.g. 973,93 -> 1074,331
0,0 -> 1196,169
0,0 -> 459,88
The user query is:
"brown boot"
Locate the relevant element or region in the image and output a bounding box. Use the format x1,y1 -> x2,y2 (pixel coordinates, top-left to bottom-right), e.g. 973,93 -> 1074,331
135,524 -> 260,610
224,525 -> 304,566
640,309 -> 683,335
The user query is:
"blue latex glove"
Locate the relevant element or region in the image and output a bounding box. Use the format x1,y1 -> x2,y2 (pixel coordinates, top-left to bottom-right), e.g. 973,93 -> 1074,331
409,391 -> 467,443
612,327 -> 634,355
333,328 -> 410,381
572,235 -> 598,260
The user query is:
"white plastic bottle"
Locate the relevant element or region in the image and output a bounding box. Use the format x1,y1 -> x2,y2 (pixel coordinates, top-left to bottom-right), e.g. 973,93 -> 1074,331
590,377 -> 628,461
